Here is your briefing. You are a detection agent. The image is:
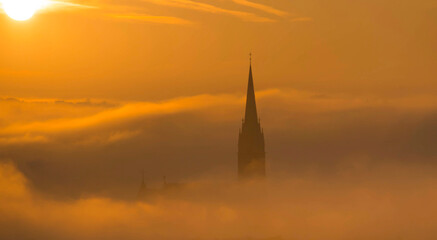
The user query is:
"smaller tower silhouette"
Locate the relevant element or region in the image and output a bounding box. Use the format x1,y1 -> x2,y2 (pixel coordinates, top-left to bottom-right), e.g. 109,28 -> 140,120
137,169 -> 147,200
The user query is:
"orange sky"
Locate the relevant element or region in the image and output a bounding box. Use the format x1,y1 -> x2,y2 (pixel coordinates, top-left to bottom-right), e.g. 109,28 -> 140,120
1,0 -> 435,101
1,2 -> 437,239
1,0 -> 437,182
0,0 -> 436,183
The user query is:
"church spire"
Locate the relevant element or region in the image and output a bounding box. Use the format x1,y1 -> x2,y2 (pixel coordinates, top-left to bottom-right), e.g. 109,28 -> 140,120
238,54 -> 266,179
137,169 -> 147,200
244,53 -> 259,124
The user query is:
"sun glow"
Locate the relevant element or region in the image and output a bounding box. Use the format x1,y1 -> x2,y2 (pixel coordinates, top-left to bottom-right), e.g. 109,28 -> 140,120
1,0 -> 48,21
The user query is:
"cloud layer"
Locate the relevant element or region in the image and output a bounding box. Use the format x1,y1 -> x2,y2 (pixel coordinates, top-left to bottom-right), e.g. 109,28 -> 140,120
1,0 -> 304,24
2,90 -> 437,201
1,160 -> 437,240
3,89 -> 437,146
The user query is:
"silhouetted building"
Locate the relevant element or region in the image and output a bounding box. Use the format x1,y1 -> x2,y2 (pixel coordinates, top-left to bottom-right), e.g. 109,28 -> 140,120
137,170 -> 148,200
137,174 -> 183,201
238,56 -> 266,179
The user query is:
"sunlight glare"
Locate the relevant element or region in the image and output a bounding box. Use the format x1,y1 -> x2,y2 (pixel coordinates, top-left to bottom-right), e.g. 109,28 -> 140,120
1,0 -> 48,21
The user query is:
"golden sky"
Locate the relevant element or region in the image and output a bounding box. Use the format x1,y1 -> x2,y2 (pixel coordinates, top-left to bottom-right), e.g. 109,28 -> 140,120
1,1 -> 437,239
0,0 -> 435,100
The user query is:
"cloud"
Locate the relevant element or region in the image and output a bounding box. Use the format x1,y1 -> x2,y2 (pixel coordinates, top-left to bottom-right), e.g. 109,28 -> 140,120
143,0 -> 275,22
42,0 -> 98,12
48,0 -> 97,9
1,161 -> 437,240
290,17 -> 313,22
0,134 -> 48,145
75,129 -> 142,145
231,0 -> 288,17
0,93 -> 245,145
3,89 -> 437,146
2,0 -> 279,24
23,0 -> 195,26
0,96 -> 115,107
3,90 -> 437,203
109,14 -> 193,25
51,1 -> 194,25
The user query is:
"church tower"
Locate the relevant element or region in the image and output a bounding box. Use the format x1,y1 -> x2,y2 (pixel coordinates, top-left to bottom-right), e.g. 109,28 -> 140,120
238,55 -> 266,179
137,170 -> 147,200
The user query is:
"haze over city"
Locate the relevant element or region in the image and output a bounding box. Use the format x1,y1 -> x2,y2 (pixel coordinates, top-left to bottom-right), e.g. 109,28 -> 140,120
1,0 -> 437,239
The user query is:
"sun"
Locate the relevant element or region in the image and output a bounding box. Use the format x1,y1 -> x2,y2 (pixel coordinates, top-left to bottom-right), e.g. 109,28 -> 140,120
1,0 -> 48,21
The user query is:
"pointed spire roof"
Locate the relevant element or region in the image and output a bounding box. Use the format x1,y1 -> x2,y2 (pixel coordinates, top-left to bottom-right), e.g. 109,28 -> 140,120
137,169 -> 147,200
244,55 -> 259,123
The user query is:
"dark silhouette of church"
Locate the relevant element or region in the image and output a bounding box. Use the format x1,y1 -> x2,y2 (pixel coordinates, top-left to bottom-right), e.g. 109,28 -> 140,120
137,172 -> 182,200
138,56 -> 267,199
238,56 -> 266,179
